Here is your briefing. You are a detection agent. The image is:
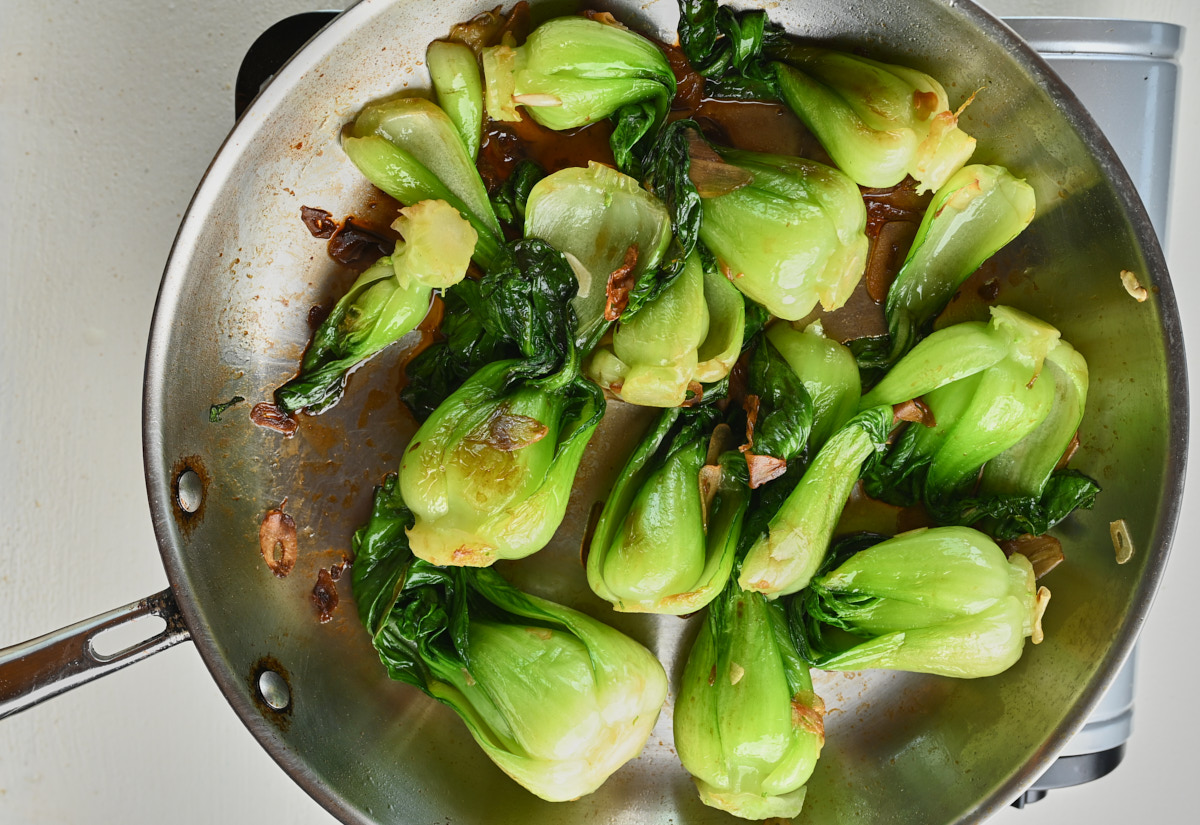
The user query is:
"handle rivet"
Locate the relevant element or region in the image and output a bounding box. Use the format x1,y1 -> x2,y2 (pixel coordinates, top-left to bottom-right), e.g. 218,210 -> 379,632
176,468 -> 204,514
257,669 -> 291,711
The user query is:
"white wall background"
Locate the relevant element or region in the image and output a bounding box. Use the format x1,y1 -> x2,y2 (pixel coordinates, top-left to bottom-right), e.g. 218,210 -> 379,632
1,0 -> 1195,822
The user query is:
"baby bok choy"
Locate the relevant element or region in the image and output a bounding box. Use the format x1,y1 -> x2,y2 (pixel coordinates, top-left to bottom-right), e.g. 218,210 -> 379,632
791,527 -> 1050,678
399,239 -> 604,567
675,582 -> 825,820
586,406 -> 747,614
585,250 -> 746,407
481,15 -> 676,174
695,141 -> 869,321
881,164 -> 1036,365
765,322 -> 861,450
860,305 -> 1098,536
352,475 -> 668,802
274,199 -> 475,415
523,161 -> 673,351
739,405 -> 893,599
773,44 -> 976,194
342,96 -> 503,267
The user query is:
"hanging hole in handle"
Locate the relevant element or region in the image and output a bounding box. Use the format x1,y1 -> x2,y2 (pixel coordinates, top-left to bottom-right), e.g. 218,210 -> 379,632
88,614 -> 169,661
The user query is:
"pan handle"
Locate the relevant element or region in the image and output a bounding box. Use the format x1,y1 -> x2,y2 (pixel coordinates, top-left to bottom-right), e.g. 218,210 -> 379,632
0,589 -> 191,719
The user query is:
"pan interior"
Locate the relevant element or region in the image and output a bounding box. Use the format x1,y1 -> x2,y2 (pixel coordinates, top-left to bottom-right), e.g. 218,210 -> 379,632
143,1 -> 1183,823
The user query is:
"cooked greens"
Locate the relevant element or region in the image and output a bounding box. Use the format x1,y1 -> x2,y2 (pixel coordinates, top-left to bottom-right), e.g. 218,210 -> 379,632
352,475 -> 668,801
791,527 -> 1047,678
773,45 -> 976,193
481,16 -> 675,175
697,144 -> 869,321
586,406 -> 747,614
881,164 -> 1037,365
342,96 -> 502,267
675,582 -> 824,819
399,239 -> 603,567
523,161 -> 673,349
320,1 -> 1105,810
275,200 -> 474,414
739,405 -> 892,599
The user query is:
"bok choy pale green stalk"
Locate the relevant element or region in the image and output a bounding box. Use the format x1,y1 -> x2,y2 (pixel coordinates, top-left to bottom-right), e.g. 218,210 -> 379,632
773,44 -> 977,194
341,96 -> 503,267
696,144 -> 869,321
586,406 -> 747,614
765,322 -> 861,450
585,250 -> 746,407
352,475 -> 668,801
399,239 -> 604,567
523,161 -> 672,350
427,40 -> 485,160
881,164 -> 1036,364
738,405 -> 893,599
481,16 -> 676,174
675,582 -> 825,819
274,199 -> 475,414
791,527 -> 1049,678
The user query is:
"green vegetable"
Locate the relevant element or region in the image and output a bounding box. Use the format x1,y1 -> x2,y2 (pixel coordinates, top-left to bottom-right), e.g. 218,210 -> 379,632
642,120 -> 705,290
860,306 -> 1097,533
765,323 -> 860,449
428,40 -> 484,160
400,358 -> 601,566
742,334 -> 814,474
882,165 -> 1037,364
352,475 -> 668,801
677,0 -> 784,101
773,45 -> 976,193
490,158 -> 547,232
739,405 -> 892,599
275,200 -> 475,414
587,407 -> 747,614
400,279 -> 514,423
697,146 -> 869,321
481,16 -> 675,175
208,396 -> 244,422
523,162 -> 672,350
791,527 -> 1047,678
585,250 -> 744,407
399,239 -> 604,567
675,582 -> 824,819
342,96 -> 501,267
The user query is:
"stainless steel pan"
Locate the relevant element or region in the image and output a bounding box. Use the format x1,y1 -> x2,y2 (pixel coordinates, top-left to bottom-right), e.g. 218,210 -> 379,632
0,1 -> 1186,822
